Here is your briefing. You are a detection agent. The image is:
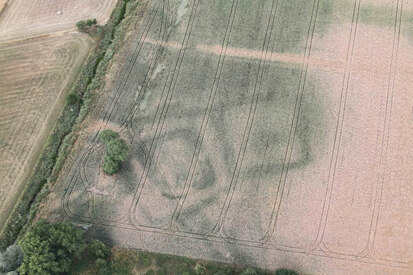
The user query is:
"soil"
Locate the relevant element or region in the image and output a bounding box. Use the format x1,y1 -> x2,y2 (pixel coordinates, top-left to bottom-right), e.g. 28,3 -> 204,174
44,0 -> 413,274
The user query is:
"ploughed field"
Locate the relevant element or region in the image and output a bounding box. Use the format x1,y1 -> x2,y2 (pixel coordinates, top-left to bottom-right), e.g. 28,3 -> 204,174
0,33 -> 92,230
0,0 -> 117,41
59,0 -> 413,273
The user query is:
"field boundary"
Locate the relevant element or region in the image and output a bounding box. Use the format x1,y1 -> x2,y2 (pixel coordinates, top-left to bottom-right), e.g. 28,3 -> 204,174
0,0 -> 142,249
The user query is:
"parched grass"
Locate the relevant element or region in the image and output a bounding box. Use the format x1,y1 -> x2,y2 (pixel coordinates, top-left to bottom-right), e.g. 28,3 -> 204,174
0,0 -> 142,250
69,247 -> 276,275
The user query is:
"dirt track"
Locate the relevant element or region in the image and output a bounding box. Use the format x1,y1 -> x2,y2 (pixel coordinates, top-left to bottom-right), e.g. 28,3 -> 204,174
43,0 -> 413,273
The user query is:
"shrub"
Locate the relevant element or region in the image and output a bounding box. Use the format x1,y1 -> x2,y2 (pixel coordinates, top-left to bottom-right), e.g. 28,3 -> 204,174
0,245 -> 23,273
99,129 -> 119,144
100,135 -> 129,175
195,263 -> 206,275
18,220 -> 85,274
275,268 -> 298,275
76,20 -> 86,31
66,92 -> 80,105
103,155 -> 121,175
89,239 -> 111,260
106,138 -> 129,162
86,19 -> 97,26
241,267 -> 257,275
96,258 -> 108,268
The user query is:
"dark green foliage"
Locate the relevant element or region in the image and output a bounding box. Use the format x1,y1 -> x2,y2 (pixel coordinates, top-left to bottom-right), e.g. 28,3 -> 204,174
0,244 -> 23,273
103,155 -> 121,175
76,20 -> 86,31
100,134 -> 129,175
66,92 -> 80,105
0,0 -> 135,250
18,220 -> 85,274
77,18 -> 97,32
89,240 -> 112,275
89,240 -> 112,260
99,129 -> 119,144
86,18 -> 98,26
195,263 -> 206,275
275,269 -> 298,275
107,138 -> 129,161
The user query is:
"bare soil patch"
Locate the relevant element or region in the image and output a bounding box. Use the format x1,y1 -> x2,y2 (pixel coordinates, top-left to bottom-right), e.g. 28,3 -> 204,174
0,0 -> 8,15
45,0 -> 413,274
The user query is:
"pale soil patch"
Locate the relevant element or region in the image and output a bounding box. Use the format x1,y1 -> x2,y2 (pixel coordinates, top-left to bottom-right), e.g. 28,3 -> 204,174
0,33 -> 92,230
0,0 -> 8,15
0,0 -> 117,42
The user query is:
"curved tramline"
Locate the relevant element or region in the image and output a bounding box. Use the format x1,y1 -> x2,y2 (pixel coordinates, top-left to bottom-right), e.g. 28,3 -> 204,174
0,33 -> 92,230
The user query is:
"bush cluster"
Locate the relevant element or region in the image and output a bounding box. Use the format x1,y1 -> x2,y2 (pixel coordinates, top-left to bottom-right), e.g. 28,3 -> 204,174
0,244 -> 23,274
18,220 -> 85,274
99,130 -> 129,175
89,239 -> 112,275
76,18 -> 97,31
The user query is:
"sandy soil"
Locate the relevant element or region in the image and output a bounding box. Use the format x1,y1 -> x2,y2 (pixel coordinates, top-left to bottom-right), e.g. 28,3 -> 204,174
43,0 -> 413,273
0,0 -> 8,15
0,33 -> 92,230
0,0 -> 117,42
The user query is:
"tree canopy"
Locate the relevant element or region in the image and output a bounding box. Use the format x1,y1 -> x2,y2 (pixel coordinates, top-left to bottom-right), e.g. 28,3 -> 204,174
0,245 -> 23,273
106,138 -> 129,162
98,129 -> 119,145
18,220 -> 85,275
98,130 -> 129,175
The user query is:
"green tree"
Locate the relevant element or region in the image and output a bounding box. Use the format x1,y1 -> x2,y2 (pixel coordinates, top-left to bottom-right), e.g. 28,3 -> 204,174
103,154 -> 121,175
18,220 -> 86,274
107,138 -> 129,161
0,245 -> 23,273
89,240 -> 111,260
76,20 -> 86,31
98,130 -> 129,175
99,129 -> 119,145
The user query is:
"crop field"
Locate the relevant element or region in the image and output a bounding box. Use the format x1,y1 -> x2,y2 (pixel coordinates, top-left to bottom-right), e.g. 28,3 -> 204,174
0,33 -> 92,230
55,0 -> 413,273
0,0 -> 117,41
